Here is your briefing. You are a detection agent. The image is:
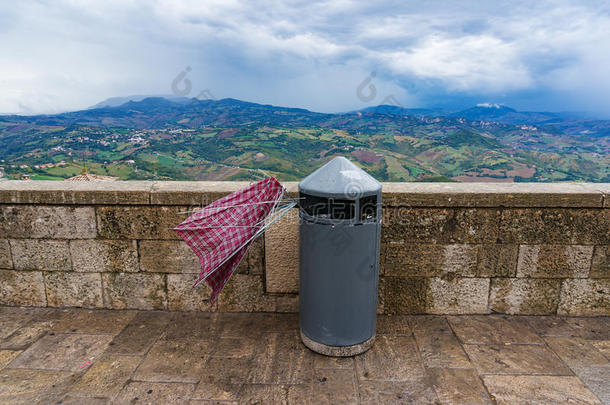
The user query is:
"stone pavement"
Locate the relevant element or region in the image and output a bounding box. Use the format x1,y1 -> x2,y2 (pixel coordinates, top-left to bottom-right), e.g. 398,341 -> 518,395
0,307 -> 608,404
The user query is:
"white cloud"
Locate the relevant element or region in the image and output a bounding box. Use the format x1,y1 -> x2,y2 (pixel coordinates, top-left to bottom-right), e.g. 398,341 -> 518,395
0,0 -> 609,115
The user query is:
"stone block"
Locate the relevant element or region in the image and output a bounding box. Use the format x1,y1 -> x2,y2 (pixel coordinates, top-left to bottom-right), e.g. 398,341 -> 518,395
384,243 -> 477,277
0,180 -> 152,205
0,206 -> 96,239
10,239 -> 71,271
380,182 -> 600,208
590,245 -> 609,278
217,274 -> 275,312
490,278 -> 561,315
150,181 -> 252,206
500,208 -> 609,244
167,273 -> 214,311
273,294 -> 298,313
0,239 -> 12,269
383,208 -> 499,244
558,279 -> 609,316
44,272 -> 104,308
376,314 -> 410,335
96,206 -> 188,240
477,244 -> 518,277
383,277 -> 429,314
265,208 -> 299,293
70,240 -> 138,273
517,245 -> 593,278
139,240 -> 200,273
102,273 -> 167,310
427,277 -> 490,314
0,270 -> 46,306
151,181 -> 210,205
247,236 -> 264,275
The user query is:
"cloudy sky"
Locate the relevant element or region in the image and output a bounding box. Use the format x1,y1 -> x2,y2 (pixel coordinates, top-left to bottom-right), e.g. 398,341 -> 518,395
1,0 -> 609,116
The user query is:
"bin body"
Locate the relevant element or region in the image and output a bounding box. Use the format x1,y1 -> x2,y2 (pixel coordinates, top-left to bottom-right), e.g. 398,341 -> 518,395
298,157 -> 381,356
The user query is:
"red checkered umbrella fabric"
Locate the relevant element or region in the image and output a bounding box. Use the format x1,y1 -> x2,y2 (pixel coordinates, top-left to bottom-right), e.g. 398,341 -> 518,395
174,177 -> 285,304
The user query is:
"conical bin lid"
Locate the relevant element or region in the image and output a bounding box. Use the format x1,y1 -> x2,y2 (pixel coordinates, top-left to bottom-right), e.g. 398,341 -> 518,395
299,156 -> 381,198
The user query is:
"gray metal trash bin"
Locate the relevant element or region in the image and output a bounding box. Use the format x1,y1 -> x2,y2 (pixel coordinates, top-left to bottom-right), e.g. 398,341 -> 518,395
298,157 -> 381,356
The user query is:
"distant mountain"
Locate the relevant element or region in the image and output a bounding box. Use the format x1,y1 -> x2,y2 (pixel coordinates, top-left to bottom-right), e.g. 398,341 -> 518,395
89,94 -> 192,109
0,96 -> 607,183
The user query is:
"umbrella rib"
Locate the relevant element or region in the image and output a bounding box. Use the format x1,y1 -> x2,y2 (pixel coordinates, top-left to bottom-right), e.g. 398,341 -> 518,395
193,200 -> 296,287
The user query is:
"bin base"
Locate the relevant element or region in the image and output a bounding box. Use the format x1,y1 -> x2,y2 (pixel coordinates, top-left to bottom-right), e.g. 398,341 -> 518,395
300,330 -> 375,357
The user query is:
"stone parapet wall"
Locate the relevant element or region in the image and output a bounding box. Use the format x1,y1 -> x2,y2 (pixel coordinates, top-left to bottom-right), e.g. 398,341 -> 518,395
0,181 -> 607,315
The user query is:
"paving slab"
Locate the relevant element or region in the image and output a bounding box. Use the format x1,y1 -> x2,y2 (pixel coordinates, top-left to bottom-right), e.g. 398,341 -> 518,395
0,349 -> 21,369
428,368 -> 492,404
106,311 -> 170,355
0,307 -> 607,404
68,354 -> 142,398
524,315 -> 579,336
114,381 -> 196,404
217,312 -> 299,337
355,335 -> 425,381
0,368 -> 76,405
7,333 -> 112,371
313,368 -> 358,404
463,344 -> 572,375
238,384 -> 311,404
0,320 -> 55,350
49,309 -> 136,335
571,366 -> 610,405
358,378 -> 439,404
247,332 -> 314,384
0,307 -> 38,339
313,353 -> 354,369
192,357 -> 253,401
544,337 -> 609,367
58,395 -> 110,404
447,315 -> 543,344
483,375 -> 602,405
409,316 -> 472,369
590,340 -> 610,359
163,312 -> 218,341
565,317 -> 610,340
207,337 -> 256,359
133,340 -> 211,383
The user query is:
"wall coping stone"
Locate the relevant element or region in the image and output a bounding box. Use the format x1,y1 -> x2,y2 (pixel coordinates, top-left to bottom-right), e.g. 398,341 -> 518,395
0,180 -> 607,208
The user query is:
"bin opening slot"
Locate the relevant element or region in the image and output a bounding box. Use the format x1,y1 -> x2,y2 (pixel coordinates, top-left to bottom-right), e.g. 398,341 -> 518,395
360,195 -> 377,221
301,193 -> 355,220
